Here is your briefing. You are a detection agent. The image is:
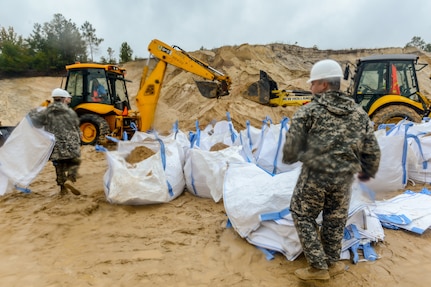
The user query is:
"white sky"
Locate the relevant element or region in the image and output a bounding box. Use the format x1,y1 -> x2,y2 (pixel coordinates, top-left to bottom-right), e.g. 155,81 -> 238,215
1,0 -> 430,60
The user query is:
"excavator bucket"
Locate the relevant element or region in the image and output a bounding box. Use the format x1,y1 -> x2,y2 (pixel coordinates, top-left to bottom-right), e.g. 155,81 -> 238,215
195,80 -> 219,99
243,70 -> 278,105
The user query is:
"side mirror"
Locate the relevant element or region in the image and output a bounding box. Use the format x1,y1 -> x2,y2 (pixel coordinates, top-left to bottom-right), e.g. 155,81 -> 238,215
343,65 -> 350,81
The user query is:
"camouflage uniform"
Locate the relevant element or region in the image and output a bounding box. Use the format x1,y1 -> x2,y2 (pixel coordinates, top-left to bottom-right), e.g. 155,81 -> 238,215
29,101 -> 81,188
283,91 -> 380,270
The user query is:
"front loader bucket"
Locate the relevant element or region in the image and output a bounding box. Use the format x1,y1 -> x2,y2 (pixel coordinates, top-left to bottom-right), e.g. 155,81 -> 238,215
196,80 -> 219,99
243,70 -> 278,105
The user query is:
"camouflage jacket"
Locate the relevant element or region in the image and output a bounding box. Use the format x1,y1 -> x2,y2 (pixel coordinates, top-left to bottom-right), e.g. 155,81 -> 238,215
29,102 -> 81,161
282,91 -> 381,177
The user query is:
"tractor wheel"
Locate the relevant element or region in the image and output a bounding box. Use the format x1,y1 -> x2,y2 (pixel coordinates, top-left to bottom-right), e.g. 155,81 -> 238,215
79,114 -> 110,145
371,105 -> 422,128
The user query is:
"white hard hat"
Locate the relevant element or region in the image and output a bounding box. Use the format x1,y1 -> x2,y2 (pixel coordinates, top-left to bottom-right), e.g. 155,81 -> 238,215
51,88 -> 71,98
307,59 -> 343,83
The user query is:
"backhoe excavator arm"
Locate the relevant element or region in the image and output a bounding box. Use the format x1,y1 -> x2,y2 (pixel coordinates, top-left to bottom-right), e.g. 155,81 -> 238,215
147,39 -> 231,94
136,39 -> 231,131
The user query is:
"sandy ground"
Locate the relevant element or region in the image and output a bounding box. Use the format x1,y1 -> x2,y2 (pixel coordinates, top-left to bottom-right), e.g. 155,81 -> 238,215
1,42 -> 431,286
1,146 -> 431,287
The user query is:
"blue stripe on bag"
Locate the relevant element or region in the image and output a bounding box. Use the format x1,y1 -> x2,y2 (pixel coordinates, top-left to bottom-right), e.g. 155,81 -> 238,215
189,155 -> 198,196
407,133 -> 428,170
156,137 -> 173,197
246,120 -> 253,151
272,117 -> 289,174
259,207 -> 291,221
238,132 -> 253,163
226,112 -> 237,143
401,123 -> 414,185
254,116 -> 272,162
14,185 -> 31,194
256,246 -> 276,261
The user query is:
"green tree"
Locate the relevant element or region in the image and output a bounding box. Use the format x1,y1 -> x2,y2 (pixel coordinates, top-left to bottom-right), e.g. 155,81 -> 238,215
0,26 -> 23,44
107,47 -> 116,63
81,21 -> 103,62
25,23 -> 51,71
0,26 -> 31,74
27,14 -> 87,71
119,42 -> 133,63
405,36 -> 431,52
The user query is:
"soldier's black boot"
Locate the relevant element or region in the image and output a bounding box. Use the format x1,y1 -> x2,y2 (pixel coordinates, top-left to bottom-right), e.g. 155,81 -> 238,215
59,185 -> 68,196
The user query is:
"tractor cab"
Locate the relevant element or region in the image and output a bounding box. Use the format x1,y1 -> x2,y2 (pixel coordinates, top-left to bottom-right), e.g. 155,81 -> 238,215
345,54 -> 431,126
64,63 -> 139,145
65,63 -> 131,112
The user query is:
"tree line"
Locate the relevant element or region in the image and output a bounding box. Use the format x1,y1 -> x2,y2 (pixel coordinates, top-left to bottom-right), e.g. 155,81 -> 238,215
405,36 -> 431,52
0,13 -> 134,78
1,13 -> 430,78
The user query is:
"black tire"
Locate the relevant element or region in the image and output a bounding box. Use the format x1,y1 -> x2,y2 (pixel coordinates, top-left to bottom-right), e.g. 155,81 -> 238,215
79,114 -> 110,145
371,105 -> 422,128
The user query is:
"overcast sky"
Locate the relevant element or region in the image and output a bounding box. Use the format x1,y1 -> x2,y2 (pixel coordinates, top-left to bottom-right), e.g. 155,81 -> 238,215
1,0 -> 431,60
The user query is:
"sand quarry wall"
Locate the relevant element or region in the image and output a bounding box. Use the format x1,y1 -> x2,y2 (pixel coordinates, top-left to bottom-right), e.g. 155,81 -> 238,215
1,43 -> 431,132
2,43 -> 431,287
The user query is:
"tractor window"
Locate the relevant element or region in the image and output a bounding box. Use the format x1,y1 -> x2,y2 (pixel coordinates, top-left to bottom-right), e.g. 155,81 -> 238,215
115,80 -> 130,109
106,76 -> 130,110
357,62 -> 388,95
392,61 -> 418,98
66,70 -> 84,108
88,70 -> 110,104
356,62 -> 388,108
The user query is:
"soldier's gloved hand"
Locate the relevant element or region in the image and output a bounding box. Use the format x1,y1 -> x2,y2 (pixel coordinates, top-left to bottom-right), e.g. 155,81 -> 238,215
357,172 -> 370,182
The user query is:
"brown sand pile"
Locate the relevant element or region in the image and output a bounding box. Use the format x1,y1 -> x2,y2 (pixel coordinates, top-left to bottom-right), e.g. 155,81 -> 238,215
1,43 -> 431,286
210,142 -> 230,151
125,146 -> 156,164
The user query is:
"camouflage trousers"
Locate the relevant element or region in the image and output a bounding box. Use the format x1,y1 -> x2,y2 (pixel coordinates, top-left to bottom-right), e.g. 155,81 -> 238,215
290,166 -> 354,269
52,158 -> 81,186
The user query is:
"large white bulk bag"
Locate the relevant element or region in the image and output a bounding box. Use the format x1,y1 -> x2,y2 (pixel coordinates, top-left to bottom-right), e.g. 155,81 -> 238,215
104,134 -> 185,205
0,115 -> 54,195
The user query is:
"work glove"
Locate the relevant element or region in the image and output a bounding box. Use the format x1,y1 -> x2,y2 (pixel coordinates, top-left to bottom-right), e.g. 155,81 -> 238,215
357,172 -> 370,182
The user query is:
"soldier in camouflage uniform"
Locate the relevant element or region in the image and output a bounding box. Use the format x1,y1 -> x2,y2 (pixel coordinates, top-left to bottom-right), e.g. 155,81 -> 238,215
29,88 -> 81,196
282,59 -> 381,281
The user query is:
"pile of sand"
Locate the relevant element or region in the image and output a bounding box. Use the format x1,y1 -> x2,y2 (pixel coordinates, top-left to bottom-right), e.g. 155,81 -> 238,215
1,43 -> 431,286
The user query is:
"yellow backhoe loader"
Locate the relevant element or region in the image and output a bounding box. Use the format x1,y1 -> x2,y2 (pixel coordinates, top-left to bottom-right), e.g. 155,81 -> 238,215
244,54 -> 431,127
243,70 -> 312,106
345,54 -> 431,126
64,39 -> 231,145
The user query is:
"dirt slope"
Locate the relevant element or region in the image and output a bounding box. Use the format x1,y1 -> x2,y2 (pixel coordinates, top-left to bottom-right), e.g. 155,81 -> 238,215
2,44 -> 430,131
1,43 -> 431,287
